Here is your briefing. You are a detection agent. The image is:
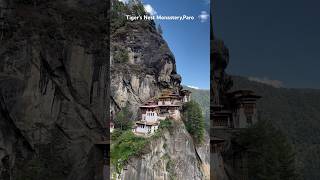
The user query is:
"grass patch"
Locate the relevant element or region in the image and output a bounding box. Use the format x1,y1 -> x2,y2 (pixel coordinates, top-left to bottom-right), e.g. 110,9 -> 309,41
111,130 -> 148,173
159,118 -> 173,129
151,118 -> 174,139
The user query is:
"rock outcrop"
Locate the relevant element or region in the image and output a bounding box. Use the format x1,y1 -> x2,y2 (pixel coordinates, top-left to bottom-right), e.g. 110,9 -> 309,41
117,122 -> 209,180
110,1 -> 181,116
0,1 -> 108,179
211,36 -> 232,106
210,33 -> 231,180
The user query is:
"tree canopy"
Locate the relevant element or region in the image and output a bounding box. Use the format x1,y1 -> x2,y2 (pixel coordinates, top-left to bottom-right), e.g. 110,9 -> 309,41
114,106 -> 133,131
182,100 -> 205,144
236,120 -> 300,180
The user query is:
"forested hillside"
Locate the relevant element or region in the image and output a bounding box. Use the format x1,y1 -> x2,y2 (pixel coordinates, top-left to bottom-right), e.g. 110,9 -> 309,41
183,86 -> 210,129
232,76 -> 320,180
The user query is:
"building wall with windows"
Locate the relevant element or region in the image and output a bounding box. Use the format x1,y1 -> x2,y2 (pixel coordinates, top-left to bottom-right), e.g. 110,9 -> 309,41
141,110 -> 158,122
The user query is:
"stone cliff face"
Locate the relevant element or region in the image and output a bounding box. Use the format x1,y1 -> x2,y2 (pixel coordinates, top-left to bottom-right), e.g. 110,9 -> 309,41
0,1 -> 108,179
110,10 -> 181,115
116,123 -> 209,180
211,37 -> 231,106
210,35 -> 231,180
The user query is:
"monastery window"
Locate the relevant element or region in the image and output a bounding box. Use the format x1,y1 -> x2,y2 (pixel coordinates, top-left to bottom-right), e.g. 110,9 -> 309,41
214,117 -> 228,127
139,124 -> 145,128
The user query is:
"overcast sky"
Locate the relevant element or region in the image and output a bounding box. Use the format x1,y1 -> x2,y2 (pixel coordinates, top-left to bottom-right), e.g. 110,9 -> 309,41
214,0 -> 320,89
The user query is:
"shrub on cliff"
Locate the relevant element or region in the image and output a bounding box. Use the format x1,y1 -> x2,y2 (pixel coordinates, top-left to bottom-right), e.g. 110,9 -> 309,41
159,118 -> 173,129
182,100 -> 205,144
113,46 -> 129,63
111,131 -> 147,173
237,120 -> 300,180
114,106 -> 133,131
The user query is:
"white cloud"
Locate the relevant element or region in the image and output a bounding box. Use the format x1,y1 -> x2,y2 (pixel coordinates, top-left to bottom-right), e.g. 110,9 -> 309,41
248,77 -> 284,88
187,85 -> 200,90
198,11 -> 209,23
118,0 -> 128,3
143,4 -> 157,15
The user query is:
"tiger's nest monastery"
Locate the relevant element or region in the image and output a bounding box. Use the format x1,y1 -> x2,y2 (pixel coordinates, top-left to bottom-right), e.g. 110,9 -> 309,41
132,89 -> 191,135
211,90 -> 261,152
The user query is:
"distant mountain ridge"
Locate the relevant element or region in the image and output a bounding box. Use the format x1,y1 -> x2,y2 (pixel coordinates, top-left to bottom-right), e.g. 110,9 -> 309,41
231,75 -> 320,180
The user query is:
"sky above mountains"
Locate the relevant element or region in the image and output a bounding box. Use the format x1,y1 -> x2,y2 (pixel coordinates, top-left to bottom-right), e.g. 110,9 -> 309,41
214,0 -> 320,89
141,0 -> 210,90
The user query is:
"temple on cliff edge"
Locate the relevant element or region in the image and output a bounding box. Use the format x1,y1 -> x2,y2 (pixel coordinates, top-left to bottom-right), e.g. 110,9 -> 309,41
110,89 -> 191,136
132,89 -> 191,136
211,89 -> 261,178
211,89 -> 261,152
212,90 -> 261,129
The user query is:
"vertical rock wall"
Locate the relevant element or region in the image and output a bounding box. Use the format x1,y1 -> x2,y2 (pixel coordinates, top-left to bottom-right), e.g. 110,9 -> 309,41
0,1 -> 109,179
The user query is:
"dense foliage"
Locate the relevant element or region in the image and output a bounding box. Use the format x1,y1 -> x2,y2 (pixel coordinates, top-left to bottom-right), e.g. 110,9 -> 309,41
237,120 -> 300,180
111,131 -> 147,173
232,76 -> 320,179
113,45 -> 129,63
111,0 -> 147,33
182,100 -> 205,144
151,118 -> 174,139
114,106 -> 133,131
159,118 -> 173,129
183,86 -> 210,130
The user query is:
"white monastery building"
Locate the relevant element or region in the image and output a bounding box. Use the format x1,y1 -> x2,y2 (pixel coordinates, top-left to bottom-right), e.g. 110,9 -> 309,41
133,89 -> 191,135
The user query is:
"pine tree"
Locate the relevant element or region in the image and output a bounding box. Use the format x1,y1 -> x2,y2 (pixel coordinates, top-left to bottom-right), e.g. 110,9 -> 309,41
114,106 -> 133,131
183,100 -> 205,144
237,120 -> 300,180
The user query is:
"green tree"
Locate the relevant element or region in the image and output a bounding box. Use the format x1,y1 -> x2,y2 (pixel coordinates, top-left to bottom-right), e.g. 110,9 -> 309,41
237,120 -> 300,180
111,131 -> 147,173
113,46 -> 129,63
114,106 -> 133,131
182,100 -> 205,144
